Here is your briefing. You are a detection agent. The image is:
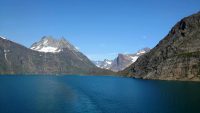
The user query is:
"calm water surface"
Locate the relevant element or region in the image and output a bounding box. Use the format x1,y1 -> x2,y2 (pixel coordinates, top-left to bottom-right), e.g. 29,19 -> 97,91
0,75 -> 200,113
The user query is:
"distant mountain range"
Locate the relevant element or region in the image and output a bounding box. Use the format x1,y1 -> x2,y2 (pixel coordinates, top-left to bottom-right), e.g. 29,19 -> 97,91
93,59 -> 113,70
120,12 -> 200,81
0,36 -> 113,75
93,48 -> 150,72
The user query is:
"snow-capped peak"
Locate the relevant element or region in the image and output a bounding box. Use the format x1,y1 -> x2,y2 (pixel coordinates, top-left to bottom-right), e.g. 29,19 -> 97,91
30,36 -> 79,53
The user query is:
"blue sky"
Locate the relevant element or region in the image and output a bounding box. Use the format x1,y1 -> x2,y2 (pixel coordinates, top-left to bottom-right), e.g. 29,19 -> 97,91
0,0 -> 200,60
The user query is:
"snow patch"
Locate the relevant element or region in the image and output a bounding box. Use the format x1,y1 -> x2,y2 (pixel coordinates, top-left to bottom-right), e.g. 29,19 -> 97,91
130,56 -> 138,62
43,40 -> 48,45
34,46 -> 61,53
0,36 -> 6,40
106,61 -> 112,65
4,49 -> 9,61
136,50 -> 146,55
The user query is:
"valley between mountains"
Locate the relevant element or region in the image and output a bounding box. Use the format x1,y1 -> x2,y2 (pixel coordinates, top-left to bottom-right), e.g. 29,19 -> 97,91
0,12 -> 200,81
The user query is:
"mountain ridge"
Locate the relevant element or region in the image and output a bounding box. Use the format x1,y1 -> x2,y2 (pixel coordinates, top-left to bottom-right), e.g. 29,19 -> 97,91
0,36 -> 114,75
120,12 -> 200,81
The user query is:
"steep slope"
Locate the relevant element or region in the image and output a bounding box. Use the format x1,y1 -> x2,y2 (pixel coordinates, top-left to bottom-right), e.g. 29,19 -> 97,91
121,12 -> 200,81
0,36 -> 113,75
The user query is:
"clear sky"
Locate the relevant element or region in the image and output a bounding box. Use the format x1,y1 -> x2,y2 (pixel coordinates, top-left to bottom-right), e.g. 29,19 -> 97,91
0,0 -> 200,60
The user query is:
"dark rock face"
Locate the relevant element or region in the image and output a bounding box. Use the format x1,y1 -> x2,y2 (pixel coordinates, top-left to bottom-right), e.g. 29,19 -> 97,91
121,12 -> 200,81
0,37 -> 113,75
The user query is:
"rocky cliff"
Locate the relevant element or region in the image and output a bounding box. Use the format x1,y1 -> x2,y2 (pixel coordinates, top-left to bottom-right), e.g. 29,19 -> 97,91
110,48 -> 150,72
120,12 -> 200,81
0,36 -> 113,75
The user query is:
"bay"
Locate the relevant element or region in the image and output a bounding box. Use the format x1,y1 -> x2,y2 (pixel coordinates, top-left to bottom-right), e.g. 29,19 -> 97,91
0,75 -> 200,113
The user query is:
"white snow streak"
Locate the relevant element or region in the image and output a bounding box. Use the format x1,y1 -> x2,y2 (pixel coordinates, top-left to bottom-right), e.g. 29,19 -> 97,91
0,36 -> 6,40
37,46 -> 61,53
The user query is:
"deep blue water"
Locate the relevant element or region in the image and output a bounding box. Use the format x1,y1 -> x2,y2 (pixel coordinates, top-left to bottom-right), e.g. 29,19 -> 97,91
0,75 -> 200,113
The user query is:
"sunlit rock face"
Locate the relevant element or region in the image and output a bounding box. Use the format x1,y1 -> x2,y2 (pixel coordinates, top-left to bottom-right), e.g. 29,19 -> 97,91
110,48 -> 150,72
30,36 -> 78,53
121,12 -> 200,81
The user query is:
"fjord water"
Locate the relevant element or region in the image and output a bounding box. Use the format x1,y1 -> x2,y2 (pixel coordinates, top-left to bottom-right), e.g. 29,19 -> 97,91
0,75 -> 200,113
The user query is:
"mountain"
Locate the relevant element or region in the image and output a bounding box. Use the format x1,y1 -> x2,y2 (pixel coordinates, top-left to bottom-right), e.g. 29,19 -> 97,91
110,48 -> 150,72
120,12 -> 200,81
93,59 -> 113,69
0,36 -> 113,75
30,36 -> 78,53
92,48 -> 150,72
